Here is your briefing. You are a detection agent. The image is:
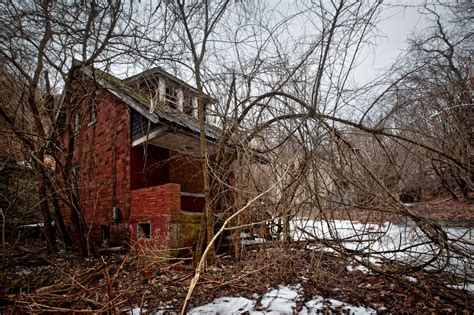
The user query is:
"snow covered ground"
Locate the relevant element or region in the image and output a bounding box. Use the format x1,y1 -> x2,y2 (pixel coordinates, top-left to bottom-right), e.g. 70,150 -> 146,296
189,284 -> 376,314
186,219 -> 472,314
290,219 -> 473,277
128,219 -> 472,314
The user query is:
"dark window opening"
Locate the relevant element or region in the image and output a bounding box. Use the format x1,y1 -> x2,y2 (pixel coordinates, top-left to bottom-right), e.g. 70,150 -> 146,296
165,84 -> 177,109
101,225 -> 110,241
138,223 -> 151,239
138,78 -> 160,97
89,99 -> 97,124
74,111 -> 80,134
71,164 -> 80,191
183,94 -> 193,115
139,78 -> 160,99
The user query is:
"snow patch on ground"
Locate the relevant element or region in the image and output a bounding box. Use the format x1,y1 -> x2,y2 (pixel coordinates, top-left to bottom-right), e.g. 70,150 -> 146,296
301,297 -> 376,315
347,264 -> 369,273
240,232 -> 266,245
259,285 -> 300,314
189,285 -> 376,314
405,276 -> 418,283
188,219 -> 471,314
446,283 -> 474,292
188,297 -> 255,314
120,307 -> 147,315
346,262 -> 369,273
290,219 -> 473,276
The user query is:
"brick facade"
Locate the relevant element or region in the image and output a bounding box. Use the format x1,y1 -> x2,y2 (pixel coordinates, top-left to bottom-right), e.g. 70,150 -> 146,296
129,183 -> 180,248
61,81 -> 206,248
130,145 -> 205,213
69,87 -> 131,245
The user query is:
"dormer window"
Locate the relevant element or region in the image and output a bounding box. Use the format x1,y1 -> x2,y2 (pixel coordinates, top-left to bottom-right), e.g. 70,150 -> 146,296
183,94 -> 193,115
165,84 -> 178,109
139,77 -> 160,100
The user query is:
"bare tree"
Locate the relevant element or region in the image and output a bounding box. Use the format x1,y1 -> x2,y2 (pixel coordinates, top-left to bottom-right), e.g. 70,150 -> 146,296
170,2 -> 473,308
387,2 -> 473,202
0,0 -> 165,255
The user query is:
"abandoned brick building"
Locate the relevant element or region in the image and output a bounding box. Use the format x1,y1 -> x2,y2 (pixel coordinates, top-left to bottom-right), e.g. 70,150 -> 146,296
60,66 -> 220,252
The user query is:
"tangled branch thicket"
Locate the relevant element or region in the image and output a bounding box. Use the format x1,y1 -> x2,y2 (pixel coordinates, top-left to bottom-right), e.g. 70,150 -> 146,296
0,0 -> 472,312
185,0 -> 473,307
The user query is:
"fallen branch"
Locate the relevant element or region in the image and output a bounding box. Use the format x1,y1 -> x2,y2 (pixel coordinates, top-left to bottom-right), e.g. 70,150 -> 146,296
180,180 -> 280,315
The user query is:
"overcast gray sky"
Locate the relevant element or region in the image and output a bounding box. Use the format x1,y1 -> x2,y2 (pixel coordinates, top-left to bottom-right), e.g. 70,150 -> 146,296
118,1 -> 446,90
355,0 -> 432,83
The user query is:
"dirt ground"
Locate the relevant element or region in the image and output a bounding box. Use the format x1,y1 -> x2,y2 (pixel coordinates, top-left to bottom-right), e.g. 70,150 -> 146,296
1,238 -> 472,314
316,198 -> 474,227
413,198 -> 474,226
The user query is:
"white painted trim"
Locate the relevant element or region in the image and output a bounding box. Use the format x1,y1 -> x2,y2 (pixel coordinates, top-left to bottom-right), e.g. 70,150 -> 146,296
131,126 -> 168,147
180,192 -> 205,198
180,211 -> 203,216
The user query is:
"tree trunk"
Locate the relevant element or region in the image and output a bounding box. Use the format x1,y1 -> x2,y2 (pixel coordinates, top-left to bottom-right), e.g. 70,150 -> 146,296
69,195 -> 90,257
61,71 -> 91,257
194,89 -> 216,264
47,179 -> 73,247
34,156 -> 57,253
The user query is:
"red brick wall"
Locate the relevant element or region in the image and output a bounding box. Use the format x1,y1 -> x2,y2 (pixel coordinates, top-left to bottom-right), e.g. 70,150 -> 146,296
168,151 -> 204,193
130,183 -> 181,216
61,78 -> 207,247
67,87 -> 131,244
129,183 -> 181,247
130,146 -> 205,212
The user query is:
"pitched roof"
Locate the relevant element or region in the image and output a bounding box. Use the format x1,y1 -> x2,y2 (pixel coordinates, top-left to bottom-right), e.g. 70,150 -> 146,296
125,67 -> 199,94
79,66 -> 221,141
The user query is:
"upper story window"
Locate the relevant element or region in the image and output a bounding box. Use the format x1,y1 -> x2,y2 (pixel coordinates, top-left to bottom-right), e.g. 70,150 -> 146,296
74,111 -> 80,134
71,163 -> 80,192
183,94 -> 193,115
139,78 -> 160,100
89,99 -> 97,124
165,84 -> 178,109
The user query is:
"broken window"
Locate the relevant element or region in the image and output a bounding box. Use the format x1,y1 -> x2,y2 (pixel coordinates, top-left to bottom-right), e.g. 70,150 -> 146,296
203,103 -> 207,122
183,94 -> 193,115
139,77 -> 160,99
165,84 -> 177,109
137,223 -> 151,239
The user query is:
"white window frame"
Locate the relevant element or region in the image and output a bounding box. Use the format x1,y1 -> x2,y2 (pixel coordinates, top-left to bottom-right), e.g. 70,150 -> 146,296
165,84 -> 178,109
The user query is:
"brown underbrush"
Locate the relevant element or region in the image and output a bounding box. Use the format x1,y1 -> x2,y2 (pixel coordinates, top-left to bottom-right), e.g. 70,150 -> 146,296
2,239 -> 472,313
